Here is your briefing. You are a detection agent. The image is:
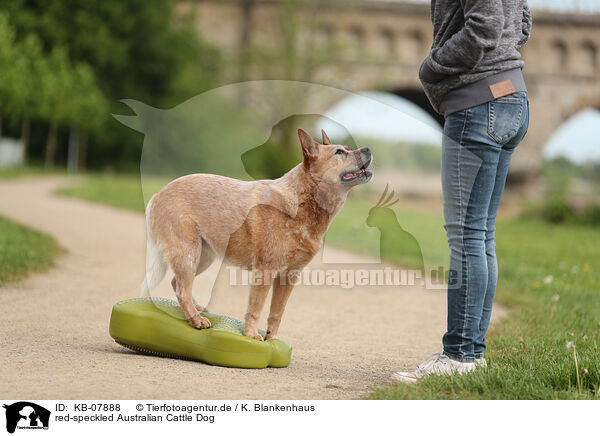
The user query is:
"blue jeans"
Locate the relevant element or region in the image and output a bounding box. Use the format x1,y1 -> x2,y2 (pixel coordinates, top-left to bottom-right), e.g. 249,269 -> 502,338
441,92 -> 529,362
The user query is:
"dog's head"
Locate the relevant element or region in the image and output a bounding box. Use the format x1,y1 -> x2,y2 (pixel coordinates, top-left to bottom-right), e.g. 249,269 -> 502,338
297,128 -> 373,188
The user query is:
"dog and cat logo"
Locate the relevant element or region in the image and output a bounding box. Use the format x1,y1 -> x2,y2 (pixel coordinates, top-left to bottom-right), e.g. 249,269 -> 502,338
2,402 -> 50,433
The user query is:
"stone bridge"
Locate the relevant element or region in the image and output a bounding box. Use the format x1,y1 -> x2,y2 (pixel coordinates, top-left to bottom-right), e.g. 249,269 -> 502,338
179,0 -> 600,178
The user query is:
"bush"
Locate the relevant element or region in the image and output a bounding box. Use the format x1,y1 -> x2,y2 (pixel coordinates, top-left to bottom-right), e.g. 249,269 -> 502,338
526,196 -> 600,227
541,196 -> 573,224
576,204 -> 600,226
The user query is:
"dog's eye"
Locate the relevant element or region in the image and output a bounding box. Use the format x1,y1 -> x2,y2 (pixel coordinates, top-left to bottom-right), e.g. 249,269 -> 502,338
335,149 -> 346,155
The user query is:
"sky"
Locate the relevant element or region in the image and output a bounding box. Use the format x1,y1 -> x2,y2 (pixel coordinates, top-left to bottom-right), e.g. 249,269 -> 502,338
315,91 -> 443,146
316,93 -> 600,165
543,108 -> 600,164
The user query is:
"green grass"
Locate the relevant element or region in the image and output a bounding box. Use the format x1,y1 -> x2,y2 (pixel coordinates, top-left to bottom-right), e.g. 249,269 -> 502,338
0,164 -> 66,179
56,174 -> 167,212
369,218 -> 600,399
327,193 -> 449,270
0,216 -> 63,286
57,175 -> 600,399
57,175 -> 147,212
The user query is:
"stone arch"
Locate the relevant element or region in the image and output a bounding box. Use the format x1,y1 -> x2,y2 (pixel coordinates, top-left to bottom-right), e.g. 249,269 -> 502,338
390,88 -> 444,127
379,27 -> 396,56
549,39 -> 568,72
317,21 -> 336,43
579,40 -> 598,73
348,24 -> 366,48
403,29 -> 426,62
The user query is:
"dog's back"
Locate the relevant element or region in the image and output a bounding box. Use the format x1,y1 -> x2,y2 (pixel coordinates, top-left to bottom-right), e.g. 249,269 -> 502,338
148,174 -> 257,256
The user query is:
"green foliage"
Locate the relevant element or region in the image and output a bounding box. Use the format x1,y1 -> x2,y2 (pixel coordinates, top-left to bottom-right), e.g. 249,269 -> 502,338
542,196 -> 574,224
576,204 -> 600,226
0,0 -> 220,102
0,18 -> 41,122
68,63 -> 109,133
542,156 -> 600,198
0,12 -> 108,137
38,46 -> 73,124
0,0 -> 222,168
0,13 -> 17,117
523,195 -> 600,227
0,215 -> 63,285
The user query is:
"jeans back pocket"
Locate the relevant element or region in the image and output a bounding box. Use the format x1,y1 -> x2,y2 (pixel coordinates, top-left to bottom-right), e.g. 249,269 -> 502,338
487,94 -> 526,144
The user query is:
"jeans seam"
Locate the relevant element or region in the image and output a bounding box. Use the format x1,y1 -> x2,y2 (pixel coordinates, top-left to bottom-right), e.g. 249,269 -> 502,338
457,108 -> 469,359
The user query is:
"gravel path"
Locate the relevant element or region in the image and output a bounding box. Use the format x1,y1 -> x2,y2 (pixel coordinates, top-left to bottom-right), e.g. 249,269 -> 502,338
0,177 -> 505,399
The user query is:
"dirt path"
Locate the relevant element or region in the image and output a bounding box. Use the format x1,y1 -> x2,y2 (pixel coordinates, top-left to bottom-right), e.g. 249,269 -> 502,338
0,177 -> 505,399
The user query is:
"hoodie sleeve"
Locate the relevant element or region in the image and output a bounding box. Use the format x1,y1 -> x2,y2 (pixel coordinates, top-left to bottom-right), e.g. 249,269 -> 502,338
517,1 -> 532,49
423,0 -> 505,78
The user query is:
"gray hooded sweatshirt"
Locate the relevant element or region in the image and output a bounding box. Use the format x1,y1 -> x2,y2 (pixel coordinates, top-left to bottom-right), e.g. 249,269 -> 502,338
419,0 -> 532,115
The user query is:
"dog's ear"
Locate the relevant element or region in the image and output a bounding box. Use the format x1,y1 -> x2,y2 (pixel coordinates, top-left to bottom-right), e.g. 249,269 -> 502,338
298,129 -> 319,168
321,129 -> 332,145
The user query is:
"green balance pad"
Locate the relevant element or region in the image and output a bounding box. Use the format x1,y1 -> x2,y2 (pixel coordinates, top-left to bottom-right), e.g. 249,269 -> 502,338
109,297 -> 292,369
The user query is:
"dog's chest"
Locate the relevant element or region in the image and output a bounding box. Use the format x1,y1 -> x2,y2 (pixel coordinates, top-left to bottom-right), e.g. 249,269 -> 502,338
287,223 -> 321,254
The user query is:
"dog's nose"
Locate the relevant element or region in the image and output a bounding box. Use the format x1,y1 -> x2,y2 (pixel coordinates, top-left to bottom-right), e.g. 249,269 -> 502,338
361,147 -> 371,156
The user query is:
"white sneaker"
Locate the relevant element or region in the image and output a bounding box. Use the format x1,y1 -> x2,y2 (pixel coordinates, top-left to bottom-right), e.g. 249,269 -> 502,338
475,357 -> 487,368
392,352 -> 476,384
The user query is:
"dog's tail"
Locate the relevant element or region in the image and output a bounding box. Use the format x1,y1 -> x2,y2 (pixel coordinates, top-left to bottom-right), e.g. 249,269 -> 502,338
141,197 -> 168,297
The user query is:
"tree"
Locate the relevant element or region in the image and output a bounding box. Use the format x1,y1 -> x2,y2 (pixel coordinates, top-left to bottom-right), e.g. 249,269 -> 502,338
65,63 -> 108,171
38,46 -> 73,168
0,0 -> 222,169
11,34 -> 44,162
0,12 -> 16,137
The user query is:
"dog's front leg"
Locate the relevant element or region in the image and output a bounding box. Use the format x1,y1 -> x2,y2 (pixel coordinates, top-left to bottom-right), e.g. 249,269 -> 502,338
265,270 -> 297,340
244,269 -> 275,341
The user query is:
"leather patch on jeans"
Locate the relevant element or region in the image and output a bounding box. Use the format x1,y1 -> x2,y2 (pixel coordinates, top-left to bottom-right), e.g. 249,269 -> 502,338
489,79 -> 517,99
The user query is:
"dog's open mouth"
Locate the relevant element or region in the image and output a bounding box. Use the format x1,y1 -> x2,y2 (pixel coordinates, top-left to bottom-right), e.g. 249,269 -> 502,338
340,163 -> 373,185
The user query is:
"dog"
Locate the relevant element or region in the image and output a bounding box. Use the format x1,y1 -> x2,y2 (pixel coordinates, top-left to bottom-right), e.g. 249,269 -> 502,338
141,128 -> 372,340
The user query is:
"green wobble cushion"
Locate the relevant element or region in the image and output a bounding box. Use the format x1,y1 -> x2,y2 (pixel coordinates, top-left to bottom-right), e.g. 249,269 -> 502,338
109,297 -> 292,369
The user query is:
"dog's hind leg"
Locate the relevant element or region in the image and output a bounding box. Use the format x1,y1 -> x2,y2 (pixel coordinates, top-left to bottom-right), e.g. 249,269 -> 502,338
194,241 -> 216,312
171,241 -> 215,312
166,221 -> 211,329
171,254 -> 212,329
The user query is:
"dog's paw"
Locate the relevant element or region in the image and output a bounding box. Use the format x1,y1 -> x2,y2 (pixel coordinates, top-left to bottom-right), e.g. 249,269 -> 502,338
265,333 -> 277,340
244,330 -> 264,341
189,313 -> 212,329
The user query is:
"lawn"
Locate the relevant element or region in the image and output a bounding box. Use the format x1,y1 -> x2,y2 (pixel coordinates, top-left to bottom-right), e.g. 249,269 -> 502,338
0,216 -> 63,286
370,218 -> 600,399
57,175 -> 600,399
56,174 -> 166,213
0,164 -> 65,179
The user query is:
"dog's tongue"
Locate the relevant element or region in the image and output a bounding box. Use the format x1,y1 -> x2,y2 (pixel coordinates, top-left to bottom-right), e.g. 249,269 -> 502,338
344,168 -> 369,180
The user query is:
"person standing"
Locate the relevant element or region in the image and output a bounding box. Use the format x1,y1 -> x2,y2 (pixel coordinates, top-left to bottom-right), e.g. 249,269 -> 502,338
393,0 -> 532,383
